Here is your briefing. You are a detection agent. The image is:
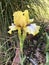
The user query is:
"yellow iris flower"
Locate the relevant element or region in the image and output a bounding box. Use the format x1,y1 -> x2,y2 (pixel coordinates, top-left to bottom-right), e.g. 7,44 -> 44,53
8,10 -> 40,36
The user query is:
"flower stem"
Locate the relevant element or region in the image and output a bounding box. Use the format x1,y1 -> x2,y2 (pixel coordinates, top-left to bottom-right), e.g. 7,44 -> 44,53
18,29 -> 26,65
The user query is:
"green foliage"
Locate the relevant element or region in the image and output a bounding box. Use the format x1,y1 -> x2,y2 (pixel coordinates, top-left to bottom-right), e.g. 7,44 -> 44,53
46,33 -> 49,51
0,0 -> 49,65
26,0 -> 49,21
0,34 -> 18,65
45,33 -> 49,65
46,52 -> 49,64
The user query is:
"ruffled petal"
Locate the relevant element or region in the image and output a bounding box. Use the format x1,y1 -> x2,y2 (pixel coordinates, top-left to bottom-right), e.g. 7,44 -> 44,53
9,23 -> 17,30
8,23 -> 17,34
13,10 -> 34,27
24,23 -> 40,36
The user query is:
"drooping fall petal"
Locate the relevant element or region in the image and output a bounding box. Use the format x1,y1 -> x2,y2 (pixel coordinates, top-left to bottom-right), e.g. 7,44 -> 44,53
8,23 -> 17,34
25,23 -> 40,36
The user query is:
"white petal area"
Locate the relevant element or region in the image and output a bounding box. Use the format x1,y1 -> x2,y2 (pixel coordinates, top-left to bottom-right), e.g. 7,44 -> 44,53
9,23 -> 17,31
8,23 -> 17,34
25,23 -> 40,36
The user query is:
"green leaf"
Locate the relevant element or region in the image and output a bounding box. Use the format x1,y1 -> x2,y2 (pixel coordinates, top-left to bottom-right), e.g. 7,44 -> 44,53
46,33 -> 49,51
46,52 -> 49,63
45,62 -> 49,65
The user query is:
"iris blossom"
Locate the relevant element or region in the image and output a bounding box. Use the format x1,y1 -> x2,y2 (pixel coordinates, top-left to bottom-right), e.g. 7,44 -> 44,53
8,10 -> 40,36
8,10 -> 40,65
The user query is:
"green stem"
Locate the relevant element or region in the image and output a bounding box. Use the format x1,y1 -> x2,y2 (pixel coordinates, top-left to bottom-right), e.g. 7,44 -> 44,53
20,38 -> 23,53
20,37 -> 24,65
18,29 -> 26,65
46,52 -> 49,63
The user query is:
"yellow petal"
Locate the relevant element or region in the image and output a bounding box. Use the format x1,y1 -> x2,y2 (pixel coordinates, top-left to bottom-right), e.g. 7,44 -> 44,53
8,30 -> 12,34
13,10 -> 32,27
23,10 -> 34,23
13,11 -> 27,27
23,10 -> 29,22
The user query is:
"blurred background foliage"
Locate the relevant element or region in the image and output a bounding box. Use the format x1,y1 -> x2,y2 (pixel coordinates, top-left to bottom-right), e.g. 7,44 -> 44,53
0,0 -> 49,65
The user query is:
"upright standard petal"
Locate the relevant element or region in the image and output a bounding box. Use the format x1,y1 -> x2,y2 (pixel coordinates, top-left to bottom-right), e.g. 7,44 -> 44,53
13,10 -> 33,28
